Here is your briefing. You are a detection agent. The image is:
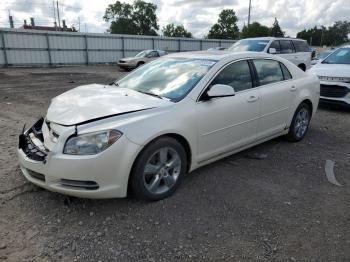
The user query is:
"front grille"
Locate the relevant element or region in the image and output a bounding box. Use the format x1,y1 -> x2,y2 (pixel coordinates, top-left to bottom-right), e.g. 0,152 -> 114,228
119,60 -> 125,63
27,170 -> 45,182
320,84 -> 349,98
19,118 -> 48,162
60,179 -> 99,190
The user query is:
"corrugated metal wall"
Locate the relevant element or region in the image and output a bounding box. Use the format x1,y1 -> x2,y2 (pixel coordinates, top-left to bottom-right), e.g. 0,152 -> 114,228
0,28 -> 236,67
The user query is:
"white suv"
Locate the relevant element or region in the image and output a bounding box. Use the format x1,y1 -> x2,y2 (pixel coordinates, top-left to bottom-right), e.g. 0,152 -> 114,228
228,37 -> 311,71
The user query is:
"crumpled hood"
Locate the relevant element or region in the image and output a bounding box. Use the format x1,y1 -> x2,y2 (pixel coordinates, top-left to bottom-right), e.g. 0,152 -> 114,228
46,84 -> 172,126
308,63 -> 350,77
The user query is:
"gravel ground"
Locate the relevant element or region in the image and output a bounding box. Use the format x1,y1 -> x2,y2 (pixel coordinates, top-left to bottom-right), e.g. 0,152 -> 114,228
0,66 -> 349,262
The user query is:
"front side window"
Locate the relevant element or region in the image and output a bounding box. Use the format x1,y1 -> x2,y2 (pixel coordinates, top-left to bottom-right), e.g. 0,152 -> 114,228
210,60 -> 253,92
117,58 -> 216,101
228,40 -> 270,52
322,48 -> 350,64
280,40 -> 295,54
253,59 -> 284,85
269,41 -> 281,54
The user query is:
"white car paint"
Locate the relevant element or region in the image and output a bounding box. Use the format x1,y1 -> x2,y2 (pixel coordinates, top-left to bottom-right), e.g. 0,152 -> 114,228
18,51 -> 320,199
308,46 -> 350,108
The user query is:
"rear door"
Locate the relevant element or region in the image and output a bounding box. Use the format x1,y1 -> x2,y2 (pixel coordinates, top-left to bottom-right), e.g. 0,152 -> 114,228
252,59 -> 294,139
292,40 -> 311,69
279,40 -> 298,65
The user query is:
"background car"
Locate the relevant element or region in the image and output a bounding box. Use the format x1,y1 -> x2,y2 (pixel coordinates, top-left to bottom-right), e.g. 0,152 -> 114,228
311,50 -> 333,65
118,49 -> 167,70
18,51 -> 319,201
308,45 -> 350,108
228,37 -> 311,71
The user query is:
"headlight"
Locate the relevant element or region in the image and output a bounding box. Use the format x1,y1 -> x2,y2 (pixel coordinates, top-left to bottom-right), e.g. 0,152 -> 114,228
63,129 -> 122,155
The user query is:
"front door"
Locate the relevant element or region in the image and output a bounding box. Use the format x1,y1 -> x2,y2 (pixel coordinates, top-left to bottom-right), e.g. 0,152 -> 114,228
195,60 -> 259,163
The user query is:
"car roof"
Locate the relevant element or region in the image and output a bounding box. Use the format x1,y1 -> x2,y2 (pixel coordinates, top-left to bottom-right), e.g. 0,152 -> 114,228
166,51 -> 277,61
240,37 -> 307,42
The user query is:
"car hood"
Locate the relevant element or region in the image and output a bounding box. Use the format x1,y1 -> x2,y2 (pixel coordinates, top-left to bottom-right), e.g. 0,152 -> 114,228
46,84 -> 172,126
308,63 -> 350,77
120,57 -> 139,61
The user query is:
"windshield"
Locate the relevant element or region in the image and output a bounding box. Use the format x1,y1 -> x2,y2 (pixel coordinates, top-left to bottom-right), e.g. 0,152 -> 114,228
116,58 -> 216,101
228,39 -> 269,52
322,48 -> 350,64
135,51 -> 149,58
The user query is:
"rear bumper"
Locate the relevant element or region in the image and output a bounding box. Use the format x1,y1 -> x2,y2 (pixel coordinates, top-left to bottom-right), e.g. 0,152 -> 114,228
18,120 -> 142,199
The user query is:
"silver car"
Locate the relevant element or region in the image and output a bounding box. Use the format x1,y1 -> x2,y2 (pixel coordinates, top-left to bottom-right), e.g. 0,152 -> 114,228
118,50 -> 167,70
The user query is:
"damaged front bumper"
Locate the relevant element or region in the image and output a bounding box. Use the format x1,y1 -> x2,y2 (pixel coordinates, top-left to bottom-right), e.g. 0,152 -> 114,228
18,118 -> 141,199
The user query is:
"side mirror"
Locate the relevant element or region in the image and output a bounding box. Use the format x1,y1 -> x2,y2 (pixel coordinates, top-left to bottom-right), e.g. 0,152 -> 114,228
206,84 -> 235,99
269,48 -> 277,54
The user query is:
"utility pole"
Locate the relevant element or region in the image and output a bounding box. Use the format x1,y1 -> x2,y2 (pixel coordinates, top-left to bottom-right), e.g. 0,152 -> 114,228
248,0 -> 251,26
53,1 -> 57,28
78,17 -> 80,32
56,1 -> 61,28
8,10 -> 14,28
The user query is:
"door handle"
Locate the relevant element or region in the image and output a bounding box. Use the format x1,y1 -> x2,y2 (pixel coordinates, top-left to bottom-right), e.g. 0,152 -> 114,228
290,86 -> 297,92
247,95 -> 259,103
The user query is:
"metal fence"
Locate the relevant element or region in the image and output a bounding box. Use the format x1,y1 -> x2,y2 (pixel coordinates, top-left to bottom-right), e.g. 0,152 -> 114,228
0,28 -> 236,67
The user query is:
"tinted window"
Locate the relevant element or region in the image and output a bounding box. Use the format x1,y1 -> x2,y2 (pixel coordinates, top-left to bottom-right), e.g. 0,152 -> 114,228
269,41 -> 281,53
280,62 -> 292,80
211,60 -> 253,92
228,40 -> 269,52
253,60 -> 284,85
293,40 -> 310,52
280,40 -> 294,54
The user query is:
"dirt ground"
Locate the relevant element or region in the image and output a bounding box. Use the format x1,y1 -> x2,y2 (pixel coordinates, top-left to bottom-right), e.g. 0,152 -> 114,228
0,66 -> 349,262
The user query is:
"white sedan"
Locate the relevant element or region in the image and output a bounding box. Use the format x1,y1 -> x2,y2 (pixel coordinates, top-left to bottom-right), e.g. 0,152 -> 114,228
18,51 -> 320,201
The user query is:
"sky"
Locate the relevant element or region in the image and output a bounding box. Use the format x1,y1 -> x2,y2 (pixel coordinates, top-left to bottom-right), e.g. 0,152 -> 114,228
0,0 -> 349,38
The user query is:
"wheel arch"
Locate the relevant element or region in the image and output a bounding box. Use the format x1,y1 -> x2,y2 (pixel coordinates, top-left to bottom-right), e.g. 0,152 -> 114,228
127,133 -> 193,194
297,63 -> 306,71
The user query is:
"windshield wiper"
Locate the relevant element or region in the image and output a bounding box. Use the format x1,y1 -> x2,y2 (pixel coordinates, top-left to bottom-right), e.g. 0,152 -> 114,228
137,91 -> 163,99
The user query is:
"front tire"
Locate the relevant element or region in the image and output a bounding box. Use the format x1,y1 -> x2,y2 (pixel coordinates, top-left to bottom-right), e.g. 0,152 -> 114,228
286,102 -> 312,142
130,137 -> 187,201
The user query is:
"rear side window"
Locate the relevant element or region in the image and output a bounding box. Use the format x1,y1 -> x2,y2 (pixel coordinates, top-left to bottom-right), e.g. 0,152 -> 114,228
269,41 -> 281,54
280,40 -> 295,54
211,60 -> 253,92
253,59 -> 284,86
292,40 -> 310,52
280,62 -> 292,80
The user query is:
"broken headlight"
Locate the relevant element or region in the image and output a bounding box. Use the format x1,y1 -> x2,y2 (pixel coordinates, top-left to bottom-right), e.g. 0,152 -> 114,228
63,130 -> 122,155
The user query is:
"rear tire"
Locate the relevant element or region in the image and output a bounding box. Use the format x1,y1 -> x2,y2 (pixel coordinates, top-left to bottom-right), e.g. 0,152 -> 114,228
130,137 -> 187,201
286,102 -> 312,142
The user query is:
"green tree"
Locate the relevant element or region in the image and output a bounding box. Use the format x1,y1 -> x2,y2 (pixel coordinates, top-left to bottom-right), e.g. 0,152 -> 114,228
296,21 -> 350,46
162,23 -> 192,38
241,22 -> 270,38
103,0 -> 159,36
269,17 -> 284,37
207,9 -> 239,39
